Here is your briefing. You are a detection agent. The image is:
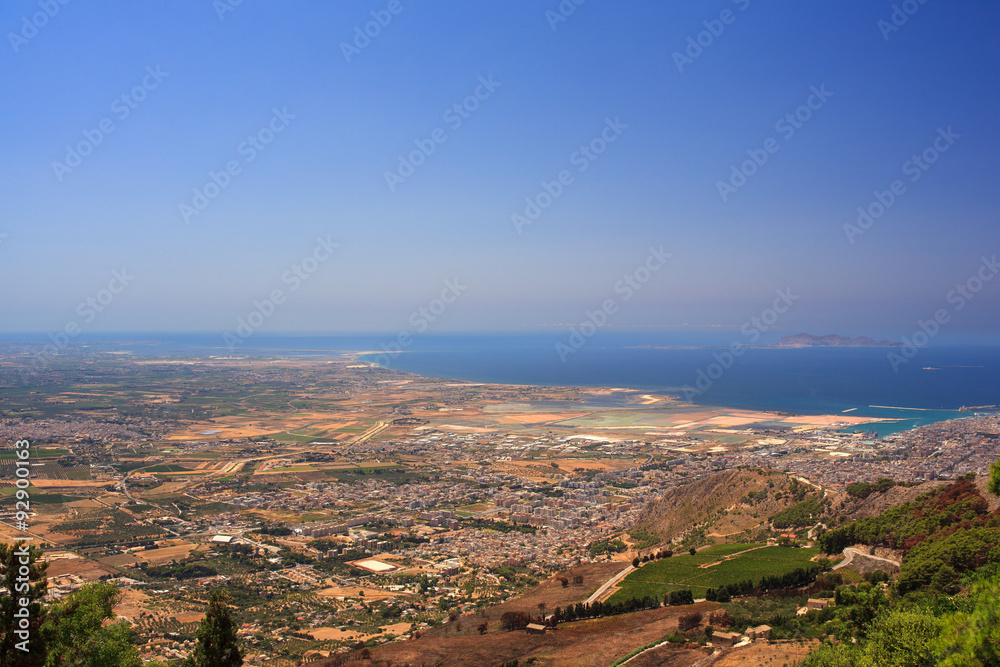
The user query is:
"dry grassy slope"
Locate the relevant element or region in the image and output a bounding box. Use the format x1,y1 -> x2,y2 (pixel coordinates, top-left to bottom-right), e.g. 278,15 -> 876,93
835,474 -> 997,522
329,604 -> 719,667
839,480 -> 946,521
975,475 -> 1000,512
634,468 -> 812,544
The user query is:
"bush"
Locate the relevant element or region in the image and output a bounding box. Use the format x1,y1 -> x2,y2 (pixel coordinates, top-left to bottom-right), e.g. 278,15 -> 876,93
865,570 -> 889,585
678,611 -> 703,631
772,497 -> 825,529
499,611 -> 531,631
667,589 -> 694,606
709,609 -> 732,628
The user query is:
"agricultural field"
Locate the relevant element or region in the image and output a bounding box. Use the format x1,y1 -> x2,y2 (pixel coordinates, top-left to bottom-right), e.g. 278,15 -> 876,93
607,544 -> 819,602
144,464 -> 191,473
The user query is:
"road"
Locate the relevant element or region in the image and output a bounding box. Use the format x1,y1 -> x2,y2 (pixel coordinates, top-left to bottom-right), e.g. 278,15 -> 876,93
833,547 -> 900,570
807,522 -> 827,540
585,564 -> 635,604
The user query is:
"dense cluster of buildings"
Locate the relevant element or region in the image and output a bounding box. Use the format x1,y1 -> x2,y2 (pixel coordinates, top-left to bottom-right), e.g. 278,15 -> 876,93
170,414 -> 1000,578
715,414 -> 1000,488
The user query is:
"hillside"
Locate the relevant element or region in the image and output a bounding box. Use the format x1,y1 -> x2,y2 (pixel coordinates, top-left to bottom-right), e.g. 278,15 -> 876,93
837,478 -> 945,521
631,469 -> 823,548
819,475 -> 1000,593
325,604 -> 716,667
317,470 -> 1000,667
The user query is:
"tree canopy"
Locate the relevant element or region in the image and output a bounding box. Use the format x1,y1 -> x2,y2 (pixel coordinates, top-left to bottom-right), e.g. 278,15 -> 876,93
42,582 -> 141,667
0,543 -> 47,666
184,589 -> 243,667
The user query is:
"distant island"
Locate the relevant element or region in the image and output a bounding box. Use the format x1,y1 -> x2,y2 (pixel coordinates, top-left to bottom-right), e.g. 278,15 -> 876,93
777,333 -> 903,348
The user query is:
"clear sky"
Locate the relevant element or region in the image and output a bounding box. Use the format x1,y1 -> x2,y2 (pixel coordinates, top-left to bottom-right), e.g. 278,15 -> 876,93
2,0 -> 998,341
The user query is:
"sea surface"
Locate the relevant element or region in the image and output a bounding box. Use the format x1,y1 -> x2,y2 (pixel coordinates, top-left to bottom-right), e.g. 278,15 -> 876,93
3,332 -> 998,436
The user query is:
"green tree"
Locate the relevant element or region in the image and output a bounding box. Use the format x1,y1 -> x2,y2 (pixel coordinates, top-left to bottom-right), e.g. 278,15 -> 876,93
861,610 -> 940,666
930,564 -> 959,594
0,543 -> 48,666
933,572 -> 1000,666
41,582 -> 141,667
798,642 -> 862,667
988,459 -> 1000,497
838,584 -> 888,639
185,589 -> 243,667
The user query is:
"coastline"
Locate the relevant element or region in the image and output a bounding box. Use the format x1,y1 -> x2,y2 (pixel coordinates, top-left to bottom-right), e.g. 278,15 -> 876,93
1,333 -> 990,438
346,344 -> 997,438
346,351 -> 938,438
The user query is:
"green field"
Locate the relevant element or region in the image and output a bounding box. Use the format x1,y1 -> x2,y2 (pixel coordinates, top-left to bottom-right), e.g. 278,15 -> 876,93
608,545 -> 819,602
144,464 -> 191,473
322,465 -> 422,484
0,487 -> 84,504
0,448 -> 70,459
698,542 -> 767,557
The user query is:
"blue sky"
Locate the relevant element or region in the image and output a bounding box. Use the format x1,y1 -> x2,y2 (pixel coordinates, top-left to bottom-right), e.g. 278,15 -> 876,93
1,0 -> 998,341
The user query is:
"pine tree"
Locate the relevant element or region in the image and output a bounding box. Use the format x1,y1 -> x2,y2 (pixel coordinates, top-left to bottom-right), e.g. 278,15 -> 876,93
0,543 -> 47,666
185,589 -> 243,667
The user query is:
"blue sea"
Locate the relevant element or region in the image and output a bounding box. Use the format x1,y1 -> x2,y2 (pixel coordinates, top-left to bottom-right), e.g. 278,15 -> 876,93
4,332 -> 998,436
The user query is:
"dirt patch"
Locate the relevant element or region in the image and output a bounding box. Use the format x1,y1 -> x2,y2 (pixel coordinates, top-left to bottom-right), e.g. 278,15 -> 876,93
115,589 -> 155,621
46,556 -> 117,581
713,639 -> 820,666
315,586 -> 400,600
136,542 -> 198,565
308,627 -> 376,641
174,611 -> 205,623
627,643 -> 711,667
489,562 -> 625,616
381,622 -> 413,636
365,604 -> 720,667
144,481 -> 191,495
